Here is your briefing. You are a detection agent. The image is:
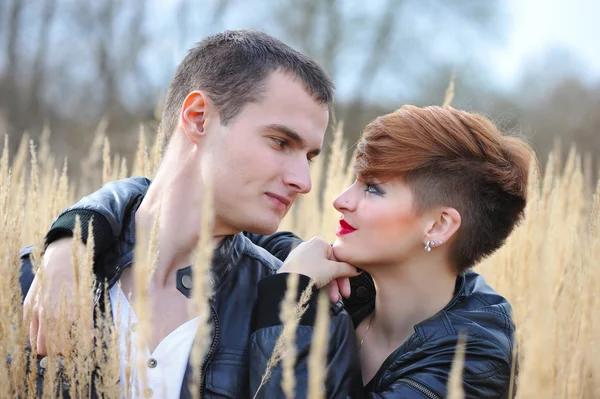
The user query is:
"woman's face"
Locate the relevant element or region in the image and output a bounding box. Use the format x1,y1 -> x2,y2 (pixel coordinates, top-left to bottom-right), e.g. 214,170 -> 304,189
332,178 -> 429,267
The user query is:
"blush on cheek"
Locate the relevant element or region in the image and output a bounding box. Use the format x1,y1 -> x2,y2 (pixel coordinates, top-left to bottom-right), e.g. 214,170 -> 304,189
367,206 -> 419,245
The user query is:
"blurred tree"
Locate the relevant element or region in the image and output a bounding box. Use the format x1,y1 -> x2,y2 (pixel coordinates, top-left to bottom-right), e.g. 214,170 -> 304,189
0,0 -> 597,183
267,0 -> 508,145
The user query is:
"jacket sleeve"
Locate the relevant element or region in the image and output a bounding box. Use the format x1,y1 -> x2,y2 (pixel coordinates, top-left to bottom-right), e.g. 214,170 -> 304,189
250,273 -> 364,398
19,246 -> 36,302
361,336 -> 513,399
44,177 -> 151,277
242,231 -> 304,262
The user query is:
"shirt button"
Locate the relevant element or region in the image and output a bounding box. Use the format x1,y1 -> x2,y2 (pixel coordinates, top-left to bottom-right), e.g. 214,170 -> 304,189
143,387 -> 153,398
130,322 -> 138,332
147,358 -> 157,368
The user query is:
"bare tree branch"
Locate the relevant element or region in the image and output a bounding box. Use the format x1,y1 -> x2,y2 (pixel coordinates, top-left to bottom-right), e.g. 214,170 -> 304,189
321,0 -> 342,79
211,0 -> 233,29
3,0 -> 25,132
28,0 -> 57,120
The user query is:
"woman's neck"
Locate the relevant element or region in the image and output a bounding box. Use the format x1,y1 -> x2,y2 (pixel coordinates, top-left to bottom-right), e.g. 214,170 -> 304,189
367,254 -> 457,351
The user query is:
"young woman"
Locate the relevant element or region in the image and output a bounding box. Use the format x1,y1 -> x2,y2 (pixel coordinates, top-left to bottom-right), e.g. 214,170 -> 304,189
271,104 -> 531,398
25,105 -> 533,398
336,104 -> 530,397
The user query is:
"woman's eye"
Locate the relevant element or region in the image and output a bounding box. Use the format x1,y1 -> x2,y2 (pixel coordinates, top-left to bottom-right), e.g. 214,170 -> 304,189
365,184 -> 376,193
365,184 -> 382,195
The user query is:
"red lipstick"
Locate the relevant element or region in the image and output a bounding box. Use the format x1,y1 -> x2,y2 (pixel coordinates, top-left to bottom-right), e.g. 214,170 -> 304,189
336,219 -> 357,236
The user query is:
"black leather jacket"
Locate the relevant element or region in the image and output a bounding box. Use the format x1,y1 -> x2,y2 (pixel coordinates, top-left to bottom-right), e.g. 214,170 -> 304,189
19,177 -> 362,398
22,177 -> 516,398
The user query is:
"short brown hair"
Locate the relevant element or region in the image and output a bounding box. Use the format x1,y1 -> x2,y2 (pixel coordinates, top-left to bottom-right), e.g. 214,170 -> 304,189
355,105 -> 536,273
161,29 -> 334,147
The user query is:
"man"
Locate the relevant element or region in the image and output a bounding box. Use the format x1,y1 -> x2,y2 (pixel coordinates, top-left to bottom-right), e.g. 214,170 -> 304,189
21,29 -> 364,398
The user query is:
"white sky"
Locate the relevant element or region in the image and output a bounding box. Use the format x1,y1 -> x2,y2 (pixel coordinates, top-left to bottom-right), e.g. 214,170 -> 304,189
489,0 -> 600,86
148,0 -> 600,92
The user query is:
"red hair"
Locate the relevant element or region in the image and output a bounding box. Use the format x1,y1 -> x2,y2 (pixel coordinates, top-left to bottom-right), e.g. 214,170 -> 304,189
355,105 -> 536,272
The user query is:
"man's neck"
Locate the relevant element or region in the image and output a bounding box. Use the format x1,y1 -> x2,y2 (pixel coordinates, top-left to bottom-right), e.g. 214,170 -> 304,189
133,147 -> 234,289
367,255 -> 457,352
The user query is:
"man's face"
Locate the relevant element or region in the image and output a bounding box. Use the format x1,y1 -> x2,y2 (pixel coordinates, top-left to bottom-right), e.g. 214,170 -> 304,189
202,71 -> 329,236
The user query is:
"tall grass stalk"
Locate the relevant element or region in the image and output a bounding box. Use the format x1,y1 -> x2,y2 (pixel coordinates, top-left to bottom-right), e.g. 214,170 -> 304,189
189,180 -> 215,399
1,121 -> 599,398
308,289 -> 331,399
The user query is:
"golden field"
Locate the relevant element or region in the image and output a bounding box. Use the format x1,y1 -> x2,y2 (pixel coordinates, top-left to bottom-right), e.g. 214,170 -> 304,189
0,116 -> 599,398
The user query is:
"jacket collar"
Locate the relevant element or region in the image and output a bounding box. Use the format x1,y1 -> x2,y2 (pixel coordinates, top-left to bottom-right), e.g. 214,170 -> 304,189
106,195 -> 246,294
175,233 -> 245,297
348,272 -> 467,329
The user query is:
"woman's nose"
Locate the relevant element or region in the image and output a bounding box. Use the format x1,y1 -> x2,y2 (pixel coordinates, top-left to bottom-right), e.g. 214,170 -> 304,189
333,186 -> 356,212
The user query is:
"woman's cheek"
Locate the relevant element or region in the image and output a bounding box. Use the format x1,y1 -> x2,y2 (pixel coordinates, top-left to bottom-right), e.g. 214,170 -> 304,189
369,207 -> 419,246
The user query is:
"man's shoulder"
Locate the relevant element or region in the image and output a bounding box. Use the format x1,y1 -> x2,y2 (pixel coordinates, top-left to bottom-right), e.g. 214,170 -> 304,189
66,176 -> 150,213
238,234 -> 283,274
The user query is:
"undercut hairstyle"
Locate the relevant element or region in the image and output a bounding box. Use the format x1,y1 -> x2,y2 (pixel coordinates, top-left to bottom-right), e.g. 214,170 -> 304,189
355,105 -> 537,273
160,29 -> 334,147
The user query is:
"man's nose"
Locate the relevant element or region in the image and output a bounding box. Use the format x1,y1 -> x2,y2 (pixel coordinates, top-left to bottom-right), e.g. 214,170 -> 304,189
283,162 -> 312,194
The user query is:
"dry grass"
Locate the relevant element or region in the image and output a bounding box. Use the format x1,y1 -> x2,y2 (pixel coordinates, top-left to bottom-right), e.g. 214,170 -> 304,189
308,289 -> 331,399
0,108 -> 599,398
189,179 -> 216,399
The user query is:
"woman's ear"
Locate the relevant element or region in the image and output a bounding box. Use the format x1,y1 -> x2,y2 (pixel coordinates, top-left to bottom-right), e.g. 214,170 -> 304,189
424,207 -> 461,246
180,91 -> 208,145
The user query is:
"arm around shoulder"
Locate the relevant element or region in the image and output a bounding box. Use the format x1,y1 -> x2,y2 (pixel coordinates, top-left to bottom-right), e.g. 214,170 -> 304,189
249,273 -> 363,398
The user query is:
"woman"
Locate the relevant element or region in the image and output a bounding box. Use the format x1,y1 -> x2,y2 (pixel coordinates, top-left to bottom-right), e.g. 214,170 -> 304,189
27,105 -> 533,398
271,104 -> 530,398
333,104 -> 529,397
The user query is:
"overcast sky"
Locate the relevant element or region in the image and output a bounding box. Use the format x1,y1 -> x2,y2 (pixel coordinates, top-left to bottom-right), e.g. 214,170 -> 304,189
489,0 -> 600,87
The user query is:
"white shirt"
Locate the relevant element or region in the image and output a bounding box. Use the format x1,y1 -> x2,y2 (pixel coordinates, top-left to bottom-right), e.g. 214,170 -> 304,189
108,284 -> 200,399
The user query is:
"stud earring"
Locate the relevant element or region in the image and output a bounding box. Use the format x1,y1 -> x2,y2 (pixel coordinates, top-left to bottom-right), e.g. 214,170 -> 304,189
438,240 -> 443,244
424,240 -> 433,252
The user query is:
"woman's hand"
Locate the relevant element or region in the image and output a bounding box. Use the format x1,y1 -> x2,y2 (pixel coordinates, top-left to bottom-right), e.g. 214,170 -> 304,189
277,237 -> 361,302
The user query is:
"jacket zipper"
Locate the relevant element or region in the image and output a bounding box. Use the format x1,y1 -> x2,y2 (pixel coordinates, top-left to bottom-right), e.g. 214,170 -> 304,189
199,302 -> 220,396
98,262 -> 222,397
398,378 -> 442,399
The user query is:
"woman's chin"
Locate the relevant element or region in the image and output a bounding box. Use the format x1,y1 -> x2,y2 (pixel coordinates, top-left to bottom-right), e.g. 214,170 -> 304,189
331,242 -> 355,264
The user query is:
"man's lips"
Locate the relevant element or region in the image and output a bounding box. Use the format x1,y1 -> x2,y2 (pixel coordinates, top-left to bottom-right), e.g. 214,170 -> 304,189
336,219 -> 357,236
266,193 -> 292,210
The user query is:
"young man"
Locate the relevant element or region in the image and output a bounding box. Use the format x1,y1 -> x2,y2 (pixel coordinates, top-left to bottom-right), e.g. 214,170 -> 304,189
21,29 -> 364,398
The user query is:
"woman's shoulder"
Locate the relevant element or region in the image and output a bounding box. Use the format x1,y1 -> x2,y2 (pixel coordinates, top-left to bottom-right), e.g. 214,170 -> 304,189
414,271 -> 514,360
459,270 -> 512,311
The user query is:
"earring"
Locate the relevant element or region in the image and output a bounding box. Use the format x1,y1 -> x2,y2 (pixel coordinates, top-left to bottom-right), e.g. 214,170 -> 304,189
424,240 -> 433,252
438,240 -> 443,244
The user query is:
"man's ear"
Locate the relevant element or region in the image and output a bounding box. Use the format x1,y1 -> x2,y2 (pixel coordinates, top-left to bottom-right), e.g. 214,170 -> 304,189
424,207 -> 461,247
180,91 -> 209,145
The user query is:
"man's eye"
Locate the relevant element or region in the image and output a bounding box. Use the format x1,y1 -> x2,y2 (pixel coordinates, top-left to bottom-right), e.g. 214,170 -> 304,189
271,138 -> 288,148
